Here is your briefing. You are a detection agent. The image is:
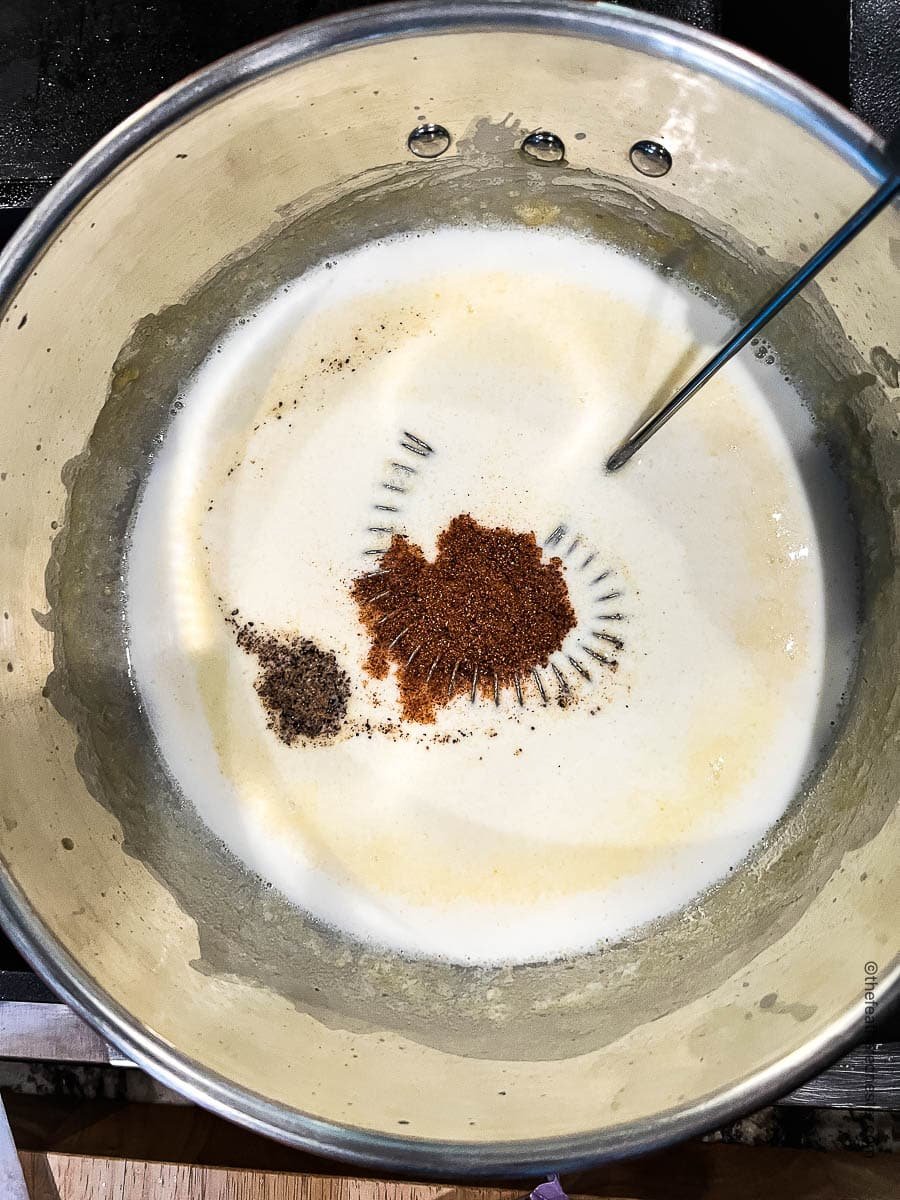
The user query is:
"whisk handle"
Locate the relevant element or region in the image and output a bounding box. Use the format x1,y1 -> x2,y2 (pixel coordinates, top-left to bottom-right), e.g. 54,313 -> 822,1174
606,133 -> 900,473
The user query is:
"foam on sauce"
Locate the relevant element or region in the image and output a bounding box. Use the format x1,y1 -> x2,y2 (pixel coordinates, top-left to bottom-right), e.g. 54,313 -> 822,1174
126,227 -> 857,965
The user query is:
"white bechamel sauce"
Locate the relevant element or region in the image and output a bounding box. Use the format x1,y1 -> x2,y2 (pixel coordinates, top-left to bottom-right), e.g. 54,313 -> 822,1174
126,227 -> 857,965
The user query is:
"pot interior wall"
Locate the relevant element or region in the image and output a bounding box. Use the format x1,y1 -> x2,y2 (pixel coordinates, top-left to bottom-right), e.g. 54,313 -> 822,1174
0,18 -> 897,1163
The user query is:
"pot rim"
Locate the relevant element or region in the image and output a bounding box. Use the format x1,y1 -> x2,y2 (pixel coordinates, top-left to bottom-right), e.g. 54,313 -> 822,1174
0,0 -> 896,1176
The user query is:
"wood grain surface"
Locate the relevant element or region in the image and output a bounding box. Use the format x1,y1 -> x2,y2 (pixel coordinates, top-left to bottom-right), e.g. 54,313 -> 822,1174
17,1147 -> 900,1200
19,1157 -> 519,1200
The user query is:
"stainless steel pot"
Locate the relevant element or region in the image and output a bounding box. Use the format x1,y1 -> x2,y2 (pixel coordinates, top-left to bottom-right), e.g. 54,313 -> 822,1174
0,0 -> 897,1176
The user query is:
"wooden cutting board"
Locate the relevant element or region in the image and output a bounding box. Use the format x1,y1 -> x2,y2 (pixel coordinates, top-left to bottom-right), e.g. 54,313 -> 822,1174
21,1158 -> 517,1200
17,1148 -> 900,1200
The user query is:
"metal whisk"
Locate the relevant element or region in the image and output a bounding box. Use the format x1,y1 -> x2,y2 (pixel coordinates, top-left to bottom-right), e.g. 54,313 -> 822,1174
606,123 -> 900,472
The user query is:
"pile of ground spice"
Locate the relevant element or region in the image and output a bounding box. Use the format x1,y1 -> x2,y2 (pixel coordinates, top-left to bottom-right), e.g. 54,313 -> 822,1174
235,624 -> 350,744
352,513 -> 576,722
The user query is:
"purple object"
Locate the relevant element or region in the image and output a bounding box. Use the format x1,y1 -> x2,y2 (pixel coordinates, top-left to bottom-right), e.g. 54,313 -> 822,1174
531,1175 -> 569,1200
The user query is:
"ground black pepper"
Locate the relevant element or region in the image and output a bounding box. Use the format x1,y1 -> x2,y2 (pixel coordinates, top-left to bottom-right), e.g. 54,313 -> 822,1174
235,625 -> 350,744
352,513 -> 576,722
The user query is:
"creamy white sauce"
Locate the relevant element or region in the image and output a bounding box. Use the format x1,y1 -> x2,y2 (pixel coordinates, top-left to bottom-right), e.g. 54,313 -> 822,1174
126,227 -> 857,965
